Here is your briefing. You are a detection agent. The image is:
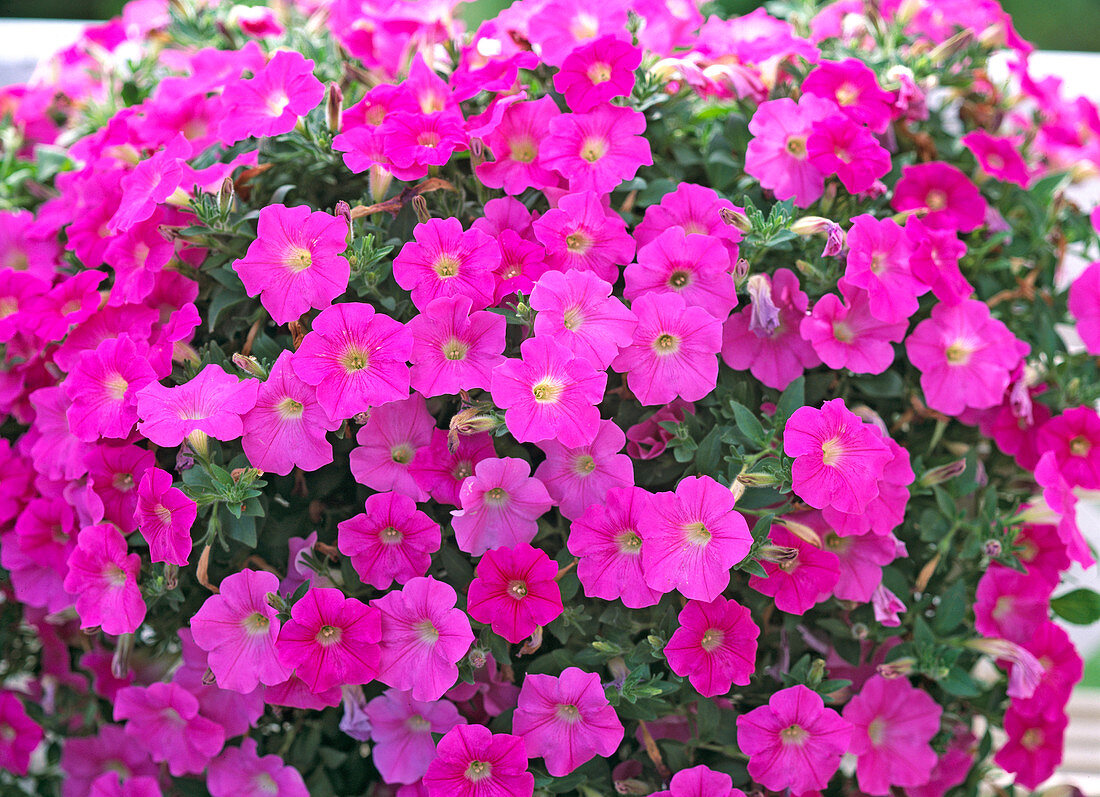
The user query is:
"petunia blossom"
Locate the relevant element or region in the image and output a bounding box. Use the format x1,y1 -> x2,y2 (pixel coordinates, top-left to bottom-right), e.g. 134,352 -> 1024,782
451,457 -> 553,557
219,51 -> 325,144
337,491 -> 441,590
541,105 -> 652,194
135,364 -> 260,447
63,523 -> 146,636
407,295 -> 506,396
135,467 -> 196,566
392,218 -> 499,312
349,393 -> 435,500
535,418 -> 634,520
366,689 -> 465,785
467,544 -> 563,644
664,596 -> 760,697
530,269 -> 636,370
422,725 -> 534,797
65,335 -> 157,442
114,683 -> 225,777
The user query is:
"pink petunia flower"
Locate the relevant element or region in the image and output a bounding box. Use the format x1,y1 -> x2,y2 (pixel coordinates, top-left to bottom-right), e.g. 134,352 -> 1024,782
218,51 -> 325,144
993,706 -> 1067,790
801,283 -> 907,373
530,269 -> 636,370
532,190 -> 635,284
85,442 -> 153,533
824,528 -> 900,602
721,269 -> 821,390
392,218 -> 499,312
207,737 -> 308,797
407,295 -> 506,396
136,364 -> 260,447
749,525 -> 841,614
63,523 -> 146,636
634,182 -> 742,261
467,544 -> 563,644
409,428 -> 495,507
962,130 -> 1031,187
64,335 -> 157,442
241,349 -> 339,475
275,587 -> 383,693
650,765 -> 746,797
807,114 -> 892,194
613,292 -> 722,405
892,162 -> 987,232
0,692 -> 43,776
1013,621 -> 1084,721
191,569 -> 292,694
641,475 -> 752,601
233,204 -> 349,324
382,111 -> 468,175
366,689 -> 465,785
842,214 -> 928,324
337,491 -> 441,590
349,393 -> 435,500
108,134 -> 191,234
843,674 -> 942,794
114,682 -> 226,776
1068,262 -> 1100,355
784,398 -> 893,514
568,485 -> 663,609
626,227 -> 737,320
373,576 -> 475,701
974,564 -> 1054,645
745,96 -> 834,207
553,35 -> 641,112
451,457 -> 553,556
541,105 -> 653,193
905,215 -> 973,304
1036,407 -> 1100,489
291,302 -> 412,421
491,335 -> 607,448
135,467 -> 196,566
422,725 -> 534,797
535,418 -> 634,519
1034,453 -> 1095,568
664,596 -> 760,697
59,724 -> 158,797
736,684 -> 852,794
803,58 -> 896,132
512,668 -> 625,777
905,299 -> 1026,416
476,97 -> 563,194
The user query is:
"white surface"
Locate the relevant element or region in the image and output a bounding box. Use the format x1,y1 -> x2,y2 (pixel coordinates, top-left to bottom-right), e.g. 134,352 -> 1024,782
0,19 -> 86,86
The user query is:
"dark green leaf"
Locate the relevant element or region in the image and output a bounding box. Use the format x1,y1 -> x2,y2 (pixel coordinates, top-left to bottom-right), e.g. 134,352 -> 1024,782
1051,589 -> 1100,625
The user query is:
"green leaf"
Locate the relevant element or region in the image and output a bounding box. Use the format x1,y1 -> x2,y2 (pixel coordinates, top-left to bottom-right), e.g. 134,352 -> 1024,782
933,579 -> 968,635
728,400 -> 767,446
939,666 -> 982,698
852,370 -> 904,399
1051,589 -> 1100,625
774,376 -> 805,426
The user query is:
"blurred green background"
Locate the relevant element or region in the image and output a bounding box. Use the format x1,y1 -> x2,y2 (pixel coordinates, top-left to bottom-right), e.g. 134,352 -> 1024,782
2,0 -> 1100,51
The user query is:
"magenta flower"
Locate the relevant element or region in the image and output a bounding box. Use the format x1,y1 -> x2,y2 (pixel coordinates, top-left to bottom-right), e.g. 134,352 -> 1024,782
807,114 -> 891,194
905,299 -> 1026,416
242,349 -> 339,474
382,111 -> 467,175
86,442 -> 153,533
993,706 -> 1067,790
136,364 -> 260,447
736,684 -> 852,794
843,214 -> 928,324
745,96 -> 833,207
349,394 -> 435,500
721,269 -> 821,390
613,292 -> 722,405
569,486 -> 662,609
219,51 -> 325,144
650,765 -> 746,797
59,724 -> 158,797
1034,453 -> 1095,568
803,58 -> 896,132
107,134 -> 191,234
291,302 -> 412,421
366,688 -> 465,785
530,269 -> 636,370
467,544 -> 564,644
207,737 -> 308,797
843,674 -> 942,795
114,683 -> 226,776
784,398 -> 893,514
664,596 -> 760,697
409,428 -> 496,507
491,335 -> 607,448
535,418 -> 634,520
275,587 -> 382,693
1036,407 -> 1100,489
907,216 -> 973,304
476,97 -> 562,194
65,335 -> 157,442
541,105 -> 652,193
532,190 -> 635,283
191,569 -> 291,694
393,218 -> 499,312
233,204 -> 349,325
0,692 -> 42,776
892,162 -> 987,232
641,475 -> 752,601
825,528 -> 900,602
749,525 -> 841,614
63,523 -> 145,636
801,284 -> 907,374
1068,262 -> 1100,354
422,725 -> 534,797
553,35 -> 641,112
135,467 -> 196,566
626,227 -> 737,320
337,491 -> 441,590
962,130 -> 1031,187
635,182 -> 742,261
407,295 -> 506,396
513,668 -> 625,777
373,576 -> 475,701
452,457 -> 553,556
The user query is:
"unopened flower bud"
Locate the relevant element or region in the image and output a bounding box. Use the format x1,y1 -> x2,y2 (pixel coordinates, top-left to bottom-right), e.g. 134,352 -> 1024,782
369,164 -> 394,203
326,82 -> 343,132
232,352 -> 268,379
851,622 -> 869,640
736,470 -> 778,488
217,176 -> 235,213
467,647 -> 488,669
470,137 -> 485,170
614,779 -> 653,795
780,518 -> 823,547
758,544 -> 798,564
720,206 -> 752,233
732,258 -> 751,288
411,195 -> 431,224
918,459 -> 967,486
203,667 -> 217,686
111,633 -> 134,680
876,658 -> 916,678
164,563 -> 178,591
983,539 -> 1003,557
965,638 -> 1044,698
929,29 -> 976,64
789,216 -> 832,236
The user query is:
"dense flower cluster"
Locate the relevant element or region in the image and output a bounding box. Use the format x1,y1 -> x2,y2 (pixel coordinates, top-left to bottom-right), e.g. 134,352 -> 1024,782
0,0 -> 1098,794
